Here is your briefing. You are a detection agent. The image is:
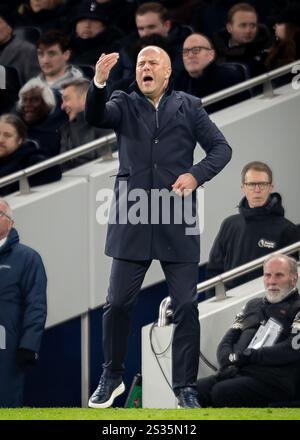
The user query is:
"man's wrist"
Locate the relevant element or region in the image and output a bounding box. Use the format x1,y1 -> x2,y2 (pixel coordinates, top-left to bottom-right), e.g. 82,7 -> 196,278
94,78 -> 107,89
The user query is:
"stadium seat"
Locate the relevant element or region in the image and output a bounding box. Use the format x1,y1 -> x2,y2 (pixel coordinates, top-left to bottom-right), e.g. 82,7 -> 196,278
222,62 -> 253,94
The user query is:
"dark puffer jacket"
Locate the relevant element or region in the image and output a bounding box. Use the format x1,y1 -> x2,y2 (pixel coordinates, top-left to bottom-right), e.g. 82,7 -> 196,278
206,193 -> 300,291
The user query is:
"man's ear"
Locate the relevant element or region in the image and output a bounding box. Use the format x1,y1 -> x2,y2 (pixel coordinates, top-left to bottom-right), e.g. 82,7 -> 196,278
163,19 -> 172,34
293,274 -> 299,286
165,65 -> 172,79
64,49 -> 71,62
208,49 -> 216,63
226,22 -> 233,35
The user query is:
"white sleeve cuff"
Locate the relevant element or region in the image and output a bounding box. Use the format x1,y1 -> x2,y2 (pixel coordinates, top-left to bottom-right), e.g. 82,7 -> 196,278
93,78 -> 107,88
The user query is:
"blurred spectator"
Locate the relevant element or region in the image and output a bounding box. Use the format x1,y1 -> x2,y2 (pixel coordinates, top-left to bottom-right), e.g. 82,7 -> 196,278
265,3 -> 300,70
213,2 -> 272,76
0,198 -> 47,407
192,0 -> 234,40
60,78 -> 112,170
0,113 -> 61,196
191,1 -> 293,39
15,0 -> 69,32
69,1 -> 123,66
162,0 -> 202,27
206,161 -> 300,296
109,1 -> 191,84
0,5 -> 40,84
197,254 -> 300,408
82,0 -> 137,34
36,30 -> 83,92
176,32 -> 251,112
17,77 -> 66,157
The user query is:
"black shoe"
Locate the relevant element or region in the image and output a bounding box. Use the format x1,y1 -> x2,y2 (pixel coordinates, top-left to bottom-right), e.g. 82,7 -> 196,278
88,375 -> 125,409
177,387 -> 201,408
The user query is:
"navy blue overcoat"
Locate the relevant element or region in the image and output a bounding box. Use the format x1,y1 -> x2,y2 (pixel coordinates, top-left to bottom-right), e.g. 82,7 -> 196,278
86,83 -> 232,262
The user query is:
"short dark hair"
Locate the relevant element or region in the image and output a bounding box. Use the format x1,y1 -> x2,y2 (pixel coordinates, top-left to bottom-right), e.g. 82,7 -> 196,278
228,3 -> 257,24
136,2 -> 170,22
0,113 -> 27,142
241,161 -> 273,183
37,29 -> 71,52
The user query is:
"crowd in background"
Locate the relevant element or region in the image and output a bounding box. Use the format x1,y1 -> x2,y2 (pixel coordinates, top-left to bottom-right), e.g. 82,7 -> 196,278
0,0 -> 300,193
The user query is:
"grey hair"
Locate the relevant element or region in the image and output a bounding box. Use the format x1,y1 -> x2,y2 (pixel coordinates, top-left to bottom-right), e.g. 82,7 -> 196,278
264,253 -> 298,278
61,77 -> 90,95
17,77 -> 56,111
0,198 -> 12,218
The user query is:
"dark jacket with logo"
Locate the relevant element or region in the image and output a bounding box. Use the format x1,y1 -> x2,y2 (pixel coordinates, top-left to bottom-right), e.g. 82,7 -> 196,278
217,290 -> 300,397
0,228 -> 47,407
206,193 -> 300,290
85,82 -> 232,262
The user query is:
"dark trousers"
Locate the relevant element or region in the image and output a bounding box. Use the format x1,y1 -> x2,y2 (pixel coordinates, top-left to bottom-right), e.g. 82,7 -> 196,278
102,258 -> 200,391
0,350 -> 24,407
196,374 -> 290,407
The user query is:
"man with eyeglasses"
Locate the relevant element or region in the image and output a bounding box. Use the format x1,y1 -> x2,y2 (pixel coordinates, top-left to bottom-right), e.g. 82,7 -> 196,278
206,161 -> 300,297
176,32 -> 251,112
181,33 -> 215,82
0,198 -> 47,407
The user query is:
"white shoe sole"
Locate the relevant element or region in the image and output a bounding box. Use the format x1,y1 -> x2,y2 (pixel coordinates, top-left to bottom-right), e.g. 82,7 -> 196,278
88,382 -> 125,409
177,404 -> 201,409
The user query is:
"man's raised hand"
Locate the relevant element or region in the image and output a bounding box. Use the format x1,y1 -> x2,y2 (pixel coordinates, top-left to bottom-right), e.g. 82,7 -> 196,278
95,52 -> 119,84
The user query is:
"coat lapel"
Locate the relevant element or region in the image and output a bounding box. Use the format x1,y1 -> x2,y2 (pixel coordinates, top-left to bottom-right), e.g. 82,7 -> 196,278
156,93 -> 182,135
131,91 -> 183,137
130,92 -> 154,136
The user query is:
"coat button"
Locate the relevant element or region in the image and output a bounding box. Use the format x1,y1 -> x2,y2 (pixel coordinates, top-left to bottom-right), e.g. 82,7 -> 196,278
154,138 -> 159,143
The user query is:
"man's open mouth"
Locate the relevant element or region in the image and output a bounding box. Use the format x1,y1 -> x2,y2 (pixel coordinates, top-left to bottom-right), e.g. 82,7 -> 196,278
143,75 -> 154,85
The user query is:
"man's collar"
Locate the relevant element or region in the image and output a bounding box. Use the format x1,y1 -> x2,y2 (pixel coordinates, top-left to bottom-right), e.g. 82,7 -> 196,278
228,38 -> 241,48
146,94 -> 164,109
0,237 -> 7,248
130,78 -> 174,100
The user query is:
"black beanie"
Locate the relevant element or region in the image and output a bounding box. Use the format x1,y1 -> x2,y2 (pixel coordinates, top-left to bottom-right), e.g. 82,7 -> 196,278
0,6 -> 14,29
